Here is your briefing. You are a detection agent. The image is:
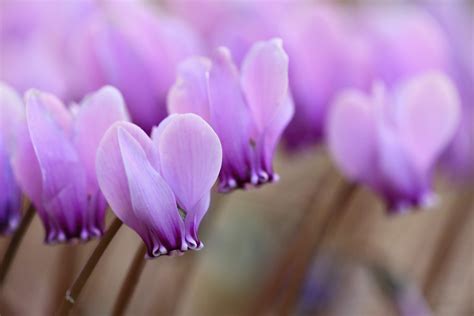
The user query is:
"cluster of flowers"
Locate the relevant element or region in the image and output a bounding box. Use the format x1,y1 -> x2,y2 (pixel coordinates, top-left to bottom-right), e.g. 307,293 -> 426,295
0,0 -> 471,256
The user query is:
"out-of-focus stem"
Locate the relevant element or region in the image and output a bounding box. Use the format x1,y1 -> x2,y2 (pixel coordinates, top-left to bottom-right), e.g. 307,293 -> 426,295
250,171 -> 357,316
278,180 -> 357,315
422,187 -> 474,300
49,245 -> 77,314
155,191 -> 226,315
249,170 -> 331,315
371,263 -> 432,316
56,217 -> 122,316
111,243 -> 147,316
0,204 -> 35,285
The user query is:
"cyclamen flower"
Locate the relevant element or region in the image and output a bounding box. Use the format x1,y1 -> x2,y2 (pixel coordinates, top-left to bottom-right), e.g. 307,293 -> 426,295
327,72 -> 460,212
12,86 -> 129,242
96,114 -> 222,257
0,83 -> 24,234
365,6 -> 450,84
281,5 -> 350,149
425,2 -> 474,181
0,0 -> 94,100
283,5 -> 451,150
70,1 -> 202,133
168,38 -> 293,192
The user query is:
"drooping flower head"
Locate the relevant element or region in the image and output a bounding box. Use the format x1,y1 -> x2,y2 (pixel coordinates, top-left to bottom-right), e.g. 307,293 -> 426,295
12,86 -> 129,243
282,4 -> 452,150
281,4 -> 350,149
0,83 -> 24,234
327,72 -> 460,213
364,5 -> 450,85
96,114 -> 222,257
424,1 -> 474,181
168,38 -> 293,192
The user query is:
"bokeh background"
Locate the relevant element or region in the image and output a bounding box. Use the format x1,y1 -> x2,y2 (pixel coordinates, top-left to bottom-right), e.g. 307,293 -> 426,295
0,0 -> 473,315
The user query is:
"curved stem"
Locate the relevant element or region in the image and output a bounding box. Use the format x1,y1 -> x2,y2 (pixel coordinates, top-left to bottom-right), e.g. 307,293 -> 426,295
279,181 -> 357,315
111,243 -> 147,316
155,191 -> 226,315
250,172 -> 357,316
423,187 -> 474,297
50,245 -> 77,314
56,217 -> 122,316
0,204 -> 35,285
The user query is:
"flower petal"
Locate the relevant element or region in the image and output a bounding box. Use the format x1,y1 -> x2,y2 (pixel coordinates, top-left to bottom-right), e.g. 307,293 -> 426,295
25,90 -> 88,239
118,127 -> 186,255
327,90 -> 377,182
240,38 -> 290,134
96,121 -> 157,235
0,138 -> 21,234
93,21 -> 161,133
155,113 -> 222,211
167,57 -> 212,121
208,47 -> 253,184
11,122 -> 42,209
395,72 -> 461,173
260,94 -> 294,173
0,82 -> 24,151
184,192 -> 210,249
74,86 -> 129,192
377,127 -> 430,212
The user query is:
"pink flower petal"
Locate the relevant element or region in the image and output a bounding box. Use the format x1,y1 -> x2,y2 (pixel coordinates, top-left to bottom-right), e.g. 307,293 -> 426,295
327,90 -> 377,182
156,113 -> 222,212
118,127 -> 186,255
96,121 -> 156,234
395,72 -> 461,173
167,57 -> 212,121
74,86 -> 129,192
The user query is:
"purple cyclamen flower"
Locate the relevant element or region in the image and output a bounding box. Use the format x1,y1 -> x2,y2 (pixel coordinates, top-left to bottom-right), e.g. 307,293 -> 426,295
281,5 -> 350,149
12,86 -> 129,243
0,83 -> 24,234
70,1 -> 202,133
327,72 -> 460,213
168,38 -> 293,192
424,1 -> 474,181
96,114 -> 222,257
0,0 -> 95,100
364,5 -> 450,84
283,5 -> 452,150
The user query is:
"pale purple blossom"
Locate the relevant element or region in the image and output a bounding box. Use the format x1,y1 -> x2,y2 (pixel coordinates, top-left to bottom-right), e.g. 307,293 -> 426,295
168,38 -> 293,192
327,72 -> 460,212
96,114 -> 222,257
12,86 -> 129,243
70,1 -> 202,133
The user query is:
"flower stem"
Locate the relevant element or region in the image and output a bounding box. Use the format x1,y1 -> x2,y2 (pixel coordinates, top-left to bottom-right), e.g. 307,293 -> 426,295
279,180 -> 357,314
154,191 -> 226,315
111,243 -> 147,316
250,171 -> 357,315
0,204 -> 35,285
56,217 -> 122,316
